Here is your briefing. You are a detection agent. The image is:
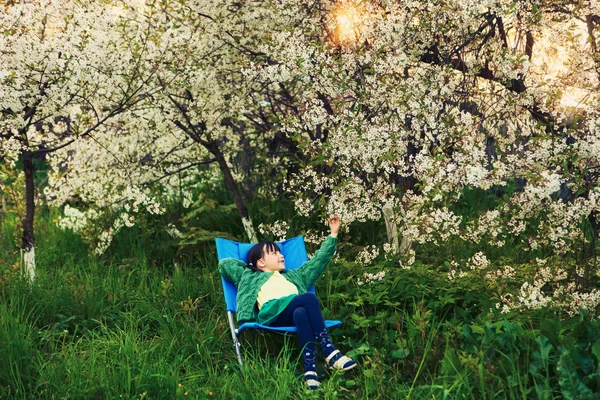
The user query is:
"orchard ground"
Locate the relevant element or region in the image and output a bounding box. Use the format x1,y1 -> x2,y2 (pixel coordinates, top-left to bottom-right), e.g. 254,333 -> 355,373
2,193 -> 600,400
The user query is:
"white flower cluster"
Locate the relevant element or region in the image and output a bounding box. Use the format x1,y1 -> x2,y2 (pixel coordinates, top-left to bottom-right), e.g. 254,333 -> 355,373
447,260 -> 468,280
467,252 -> 490,270
398,248 -> 416,270
357,271 -> 386,286
567,289 -> 600,316
302,230 -> 327,246
258,220 -> 289,242
495,295 -> 513,315
325,181 -> 383,224
166,223 -> 183,239
485,266 -> 516,281
355,245 -> 380,266
295,198 -> 314,217
383,242 -> 396,258
464,210 -> 505,247
95,229 -> 115,255
57,205 -> 98,233
507,266 -> 567,311
448,269 -> 468,281
182,193 -> 194,209
517,282 -> 553,310
407,206 -> 463,246
523,171 -> 563,202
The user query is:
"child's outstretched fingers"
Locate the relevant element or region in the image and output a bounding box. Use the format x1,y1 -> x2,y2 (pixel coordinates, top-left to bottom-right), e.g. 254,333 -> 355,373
328,215 -> 341,237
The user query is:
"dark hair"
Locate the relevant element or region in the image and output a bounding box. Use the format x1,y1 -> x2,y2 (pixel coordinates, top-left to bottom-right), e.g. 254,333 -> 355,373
246,241 -> 281,272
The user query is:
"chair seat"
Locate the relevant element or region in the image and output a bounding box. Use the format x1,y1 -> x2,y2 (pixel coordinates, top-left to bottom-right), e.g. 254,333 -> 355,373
238,319 -> 342,335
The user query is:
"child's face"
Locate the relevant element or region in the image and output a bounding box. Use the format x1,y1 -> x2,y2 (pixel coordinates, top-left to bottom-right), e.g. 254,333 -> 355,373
257,245 -> 285,272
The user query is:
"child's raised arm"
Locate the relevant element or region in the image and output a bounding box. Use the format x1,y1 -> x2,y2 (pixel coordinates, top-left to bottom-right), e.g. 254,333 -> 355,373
294,215 -> 340,288
218,258 -> 246,286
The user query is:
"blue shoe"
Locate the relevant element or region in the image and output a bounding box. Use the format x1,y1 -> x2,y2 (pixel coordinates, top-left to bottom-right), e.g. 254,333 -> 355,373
325,350 -> 357,371
304,371 -> 320,390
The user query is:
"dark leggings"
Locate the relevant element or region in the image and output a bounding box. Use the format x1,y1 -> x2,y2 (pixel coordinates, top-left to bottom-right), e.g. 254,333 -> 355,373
270,292 -> 326,350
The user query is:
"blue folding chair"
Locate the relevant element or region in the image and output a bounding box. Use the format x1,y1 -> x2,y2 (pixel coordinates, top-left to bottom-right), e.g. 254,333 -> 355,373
215,236 -> 342,366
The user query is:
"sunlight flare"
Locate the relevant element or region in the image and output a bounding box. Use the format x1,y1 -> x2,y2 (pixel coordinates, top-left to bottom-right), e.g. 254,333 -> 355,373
332,3 -> 364,46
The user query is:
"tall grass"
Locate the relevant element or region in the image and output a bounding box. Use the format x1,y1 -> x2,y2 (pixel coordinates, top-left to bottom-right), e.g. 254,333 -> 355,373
1,201 -> 598,399
0,211 -> 356,398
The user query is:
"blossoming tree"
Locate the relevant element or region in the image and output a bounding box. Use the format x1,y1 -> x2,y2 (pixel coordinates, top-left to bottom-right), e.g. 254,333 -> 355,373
43,0 -> 314,250
11,0 -> 600,314
245,0 -> 600,312
0,0 -> 167,279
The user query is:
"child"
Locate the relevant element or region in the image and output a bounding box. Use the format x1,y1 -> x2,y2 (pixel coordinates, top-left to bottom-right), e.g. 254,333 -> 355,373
218,215 -> 357,390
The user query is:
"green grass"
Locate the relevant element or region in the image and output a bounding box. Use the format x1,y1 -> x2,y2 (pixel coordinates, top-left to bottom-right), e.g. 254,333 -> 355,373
1,205 -> 600,399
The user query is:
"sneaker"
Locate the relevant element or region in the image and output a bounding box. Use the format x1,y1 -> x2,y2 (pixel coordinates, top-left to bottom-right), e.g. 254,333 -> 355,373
325,350 -> 358,371
304,371 -> 320,390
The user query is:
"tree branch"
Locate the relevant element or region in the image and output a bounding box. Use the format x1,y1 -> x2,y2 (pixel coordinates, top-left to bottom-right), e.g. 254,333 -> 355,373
143,158 -> 217,187
424,56 -> 553,125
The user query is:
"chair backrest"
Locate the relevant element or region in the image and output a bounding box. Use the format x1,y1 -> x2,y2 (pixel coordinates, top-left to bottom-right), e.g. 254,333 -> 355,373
215,236 -> 311,313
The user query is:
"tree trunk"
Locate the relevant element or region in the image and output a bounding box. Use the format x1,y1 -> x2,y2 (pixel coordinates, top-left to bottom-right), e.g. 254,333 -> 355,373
382,203 -> 399,253
210,145 -> 258,243
22,155 -> 36,281
399,235 -> 412,253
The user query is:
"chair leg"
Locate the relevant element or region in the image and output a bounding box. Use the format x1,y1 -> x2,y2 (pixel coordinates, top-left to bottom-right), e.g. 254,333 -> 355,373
227,312 -> 243,367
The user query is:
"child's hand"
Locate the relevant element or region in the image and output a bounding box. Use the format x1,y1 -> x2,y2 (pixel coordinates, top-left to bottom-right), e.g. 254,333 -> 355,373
328,215 -> 341,238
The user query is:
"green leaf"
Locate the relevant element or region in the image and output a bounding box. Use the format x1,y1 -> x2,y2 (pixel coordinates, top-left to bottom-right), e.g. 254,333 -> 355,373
344,380 -> 357,388
363,369 -> 375,378
441,346 -> 461,376
540,319 -> 560,343
391,348 -> 410,359
577,351 -> 595,376
471,325 -> 485,335
592,342 -> 600,373
558,347 -> 595,400
347,297 -> 364,307
439,293 -> 455,306
346,342 -> 371,358
530,335 -> 553,375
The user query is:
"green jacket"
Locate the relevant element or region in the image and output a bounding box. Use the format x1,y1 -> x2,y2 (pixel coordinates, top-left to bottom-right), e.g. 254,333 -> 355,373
219,235 -> 338,324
